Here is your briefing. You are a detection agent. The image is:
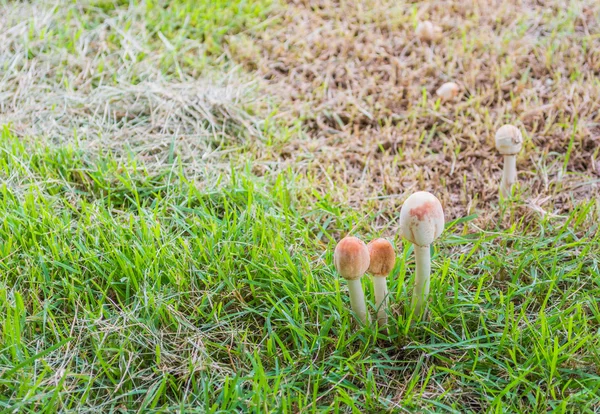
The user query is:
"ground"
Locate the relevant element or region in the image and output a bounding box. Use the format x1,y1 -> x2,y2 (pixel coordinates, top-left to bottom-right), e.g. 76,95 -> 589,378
0,0 -> 599,412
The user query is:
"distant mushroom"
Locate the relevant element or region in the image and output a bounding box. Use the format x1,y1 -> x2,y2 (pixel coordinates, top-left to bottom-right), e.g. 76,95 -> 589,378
495,124 -> 523,198
399,192 -> 445,317
436,82 -> 460,102
416,21 -> 442,42
334,236 -> 370,324
367,238 -> 396,326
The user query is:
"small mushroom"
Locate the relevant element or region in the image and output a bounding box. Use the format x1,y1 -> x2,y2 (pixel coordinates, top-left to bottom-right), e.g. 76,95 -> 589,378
399,192 -> 444,318
334,236 -> 370,324
367,238 -> 396,326
495,124 -> 523,198
416,21 -> 442,42
436,82 -> 460,102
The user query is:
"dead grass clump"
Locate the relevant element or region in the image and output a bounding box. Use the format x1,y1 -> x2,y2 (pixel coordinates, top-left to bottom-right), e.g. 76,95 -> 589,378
0,1 -> 265,175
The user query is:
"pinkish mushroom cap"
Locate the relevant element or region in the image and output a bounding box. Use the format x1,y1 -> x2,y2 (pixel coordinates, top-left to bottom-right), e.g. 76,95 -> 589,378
334,236 -> 370,280
367,238 -> 396,277
399,192 -> 445,247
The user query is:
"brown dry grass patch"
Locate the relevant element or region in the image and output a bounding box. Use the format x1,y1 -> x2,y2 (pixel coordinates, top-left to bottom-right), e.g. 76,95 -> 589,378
231,0 -> 600,228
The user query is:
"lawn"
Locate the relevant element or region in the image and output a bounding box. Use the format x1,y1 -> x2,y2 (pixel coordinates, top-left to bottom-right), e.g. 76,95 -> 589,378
1,0 -> 599,412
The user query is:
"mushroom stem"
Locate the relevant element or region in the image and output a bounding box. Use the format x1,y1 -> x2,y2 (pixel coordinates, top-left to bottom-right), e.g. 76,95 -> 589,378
372,276 -> 388,325
501,155 -> 517,197
347,279 -> 367,324
412,245 -> 431,317
495,125 -> 523,199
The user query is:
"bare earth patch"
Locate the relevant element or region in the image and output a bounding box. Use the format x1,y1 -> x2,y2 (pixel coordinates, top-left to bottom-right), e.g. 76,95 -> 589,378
233,0 -> 600,227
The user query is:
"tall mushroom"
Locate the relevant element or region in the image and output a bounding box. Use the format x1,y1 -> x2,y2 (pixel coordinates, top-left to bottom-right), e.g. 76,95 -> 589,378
367,238 -> 396,326
399,192 -> 444,317
334,236 -> 370,324
495,124 -> 523,198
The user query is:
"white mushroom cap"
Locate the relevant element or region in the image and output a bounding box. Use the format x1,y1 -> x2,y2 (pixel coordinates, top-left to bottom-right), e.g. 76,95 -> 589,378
495,125 -> 523,155
416,21 -> 435,42
334,236 -> 370,280
436,82 -> 460,102
399,192 -> 445,247
416,21 -> 442,42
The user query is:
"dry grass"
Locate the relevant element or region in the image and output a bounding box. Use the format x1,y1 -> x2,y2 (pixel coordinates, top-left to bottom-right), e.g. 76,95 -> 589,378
4,0 -> 598,226
231,0 -> 600,228
0,1 -> 266,177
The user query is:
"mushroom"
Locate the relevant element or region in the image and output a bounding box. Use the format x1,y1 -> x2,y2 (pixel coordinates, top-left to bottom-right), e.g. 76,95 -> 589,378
399,192 -> 445,317
367,238 -> 396,326
495,124 -> 523,198
416,21 -> 442,42
334,236 -> 370,324
436,82 -> 460,102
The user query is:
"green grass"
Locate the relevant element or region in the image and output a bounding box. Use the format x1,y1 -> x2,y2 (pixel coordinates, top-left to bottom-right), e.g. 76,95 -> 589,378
17,0 -> 274,84
1,127 -> 600,412
145,0 -> 274,52
2,0 -> 600,412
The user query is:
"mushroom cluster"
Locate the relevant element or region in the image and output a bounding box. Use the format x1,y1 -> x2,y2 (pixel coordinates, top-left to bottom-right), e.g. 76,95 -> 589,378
332,123 -> 524,326
333,191 -> 445,325
328,23 -> 527,329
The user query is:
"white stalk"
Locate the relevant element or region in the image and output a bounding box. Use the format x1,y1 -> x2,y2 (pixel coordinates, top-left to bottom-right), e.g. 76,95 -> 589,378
347,278 -> 367,324
501,155 -> 517,198
373,276 -> 388,326
412,245 -> 431,318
